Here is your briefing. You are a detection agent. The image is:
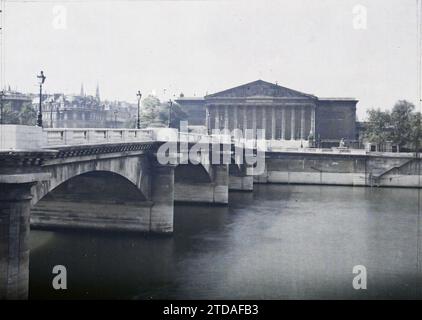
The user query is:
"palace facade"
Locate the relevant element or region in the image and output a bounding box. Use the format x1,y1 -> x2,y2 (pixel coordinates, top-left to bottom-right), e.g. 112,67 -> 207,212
200,80 -> 357,147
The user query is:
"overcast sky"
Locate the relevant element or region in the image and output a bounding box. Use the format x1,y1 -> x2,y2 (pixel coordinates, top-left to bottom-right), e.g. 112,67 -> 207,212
3,0 -> 420,119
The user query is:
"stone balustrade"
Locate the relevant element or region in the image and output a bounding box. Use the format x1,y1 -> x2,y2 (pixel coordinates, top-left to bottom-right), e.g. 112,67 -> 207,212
0,125 -> 245,150
5,125 -> 398,157
44,128 -> 154,147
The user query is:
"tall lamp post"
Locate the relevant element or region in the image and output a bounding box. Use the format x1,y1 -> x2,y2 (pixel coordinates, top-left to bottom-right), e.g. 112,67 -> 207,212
136,90 -> 142,129
0,90 -> 4,125
168,99 -> 172,128
36,71 -> 46,127
114,110 -> 118,128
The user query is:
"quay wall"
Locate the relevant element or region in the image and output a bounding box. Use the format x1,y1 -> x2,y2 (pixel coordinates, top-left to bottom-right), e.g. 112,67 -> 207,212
255,151 -> 421,188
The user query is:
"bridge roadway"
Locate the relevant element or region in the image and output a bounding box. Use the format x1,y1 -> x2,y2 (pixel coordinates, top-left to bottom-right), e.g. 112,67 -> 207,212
0,125 -> 256,299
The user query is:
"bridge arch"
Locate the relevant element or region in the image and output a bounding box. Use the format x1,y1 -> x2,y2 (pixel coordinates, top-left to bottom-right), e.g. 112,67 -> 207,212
174,163 -> 213,183
31,156 -> 151,206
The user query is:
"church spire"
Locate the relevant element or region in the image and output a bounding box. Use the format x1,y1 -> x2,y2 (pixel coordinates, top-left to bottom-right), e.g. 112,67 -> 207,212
95,83 -> 100,101
80,83 -> 85,96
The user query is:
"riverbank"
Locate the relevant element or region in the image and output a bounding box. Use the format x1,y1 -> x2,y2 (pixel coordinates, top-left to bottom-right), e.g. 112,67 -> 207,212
255,150 -> 422,188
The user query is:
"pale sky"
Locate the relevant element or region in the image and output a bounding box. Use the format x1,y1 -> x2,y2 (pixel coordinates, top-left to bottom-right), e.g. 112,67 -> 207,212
2,0 -> 420,119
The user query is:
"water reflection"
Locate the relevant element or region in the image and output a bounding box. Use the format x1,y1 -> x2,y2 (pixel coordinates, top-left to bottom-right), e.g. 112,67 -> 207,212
29,185 -> 422,299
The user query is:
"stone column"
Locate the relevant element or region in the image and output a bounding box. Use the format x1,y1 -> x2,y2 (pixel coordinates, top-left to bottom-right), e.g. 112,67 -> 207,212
271,106 -> 275,140
291,107 -> 296,140
215,106 -> 220,131
311,105 -> 316,135
150,164 -> 175,233
300,106 -> 305,140
0,183 -> 34,300
261,107 -> 266,139
205,105 -> 210,132
252,105 -> 257,139
243,105 -> 247,136
281,106 -> 286,140
224,105 -> 229,130
233,105 -> 238,131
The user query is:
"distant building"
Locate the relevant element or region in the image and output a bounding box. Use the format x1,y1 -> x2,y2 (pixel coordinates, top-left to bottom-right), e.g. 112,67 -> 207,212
2,88 -> 32,112
176,80 -> 358,147
365,141 -> 399,153
104,101 -> 137,128
174,97 -> 206,126
40,93 -> 107,128
39,85 -> 137,128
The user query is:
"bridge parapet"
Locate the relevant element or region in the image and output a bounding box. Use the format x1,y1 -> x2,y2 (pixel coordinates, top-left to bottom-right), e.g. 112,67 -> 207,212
1,125 -> 262,152
44,128 -> 154,147
148,127 -> 233,145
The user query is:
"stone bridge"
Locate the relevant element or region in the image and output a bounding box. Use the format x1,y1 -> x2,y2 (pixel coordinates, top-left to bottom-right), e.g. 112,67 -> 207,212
0,125 -> 256,299
2,124 -> 419,299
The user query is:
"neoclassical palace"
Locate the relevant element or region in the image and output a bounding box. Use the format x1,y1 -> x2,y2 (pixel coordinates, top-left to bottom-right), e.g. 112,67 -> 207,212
176,80 -> 358,147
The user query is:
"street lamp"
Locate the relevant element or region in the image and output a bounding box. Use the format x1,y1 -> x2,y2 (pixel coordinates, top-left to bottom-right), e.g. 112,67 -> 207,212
168,99 -> 172,128
114,110 -> 118,128
136,90 -> 142,129
36,71 -> 46,127
0,90 -> 4,125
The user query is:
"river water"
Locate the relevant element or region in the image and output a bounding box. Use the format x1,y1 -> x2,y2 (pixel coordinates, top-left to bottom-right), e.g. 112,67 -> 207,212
29,184 -> 422,299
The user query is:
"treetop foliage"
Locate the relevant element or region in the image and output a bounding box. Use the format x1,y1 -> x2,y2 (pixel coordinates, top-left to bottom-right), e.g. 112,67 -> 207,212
365,100 -> 421,151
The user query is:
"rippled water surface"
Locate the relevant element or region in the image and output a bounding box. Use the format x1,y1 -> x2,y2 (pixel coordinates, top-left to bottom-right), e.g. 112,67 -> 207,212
29,185 -> 422,299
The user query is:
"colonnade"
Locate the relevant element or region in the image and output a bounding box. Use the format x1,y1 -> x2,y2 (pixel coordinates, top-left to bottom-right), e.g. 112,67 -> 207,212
206,104 -> 315,140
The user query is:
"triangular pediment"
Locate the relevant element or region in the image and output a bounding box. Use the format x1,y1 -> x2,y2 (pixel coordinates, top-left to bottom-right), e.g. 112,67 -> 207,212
206,80 -> 315,99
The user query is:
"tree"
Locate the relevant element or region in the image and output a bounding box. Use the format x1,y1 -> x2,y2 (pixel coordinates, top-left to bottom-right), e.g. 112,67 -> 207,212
1,102 -> 36,125
140,95 -> 163,128
157,101 -> 188,129
139,96 -> 188,129
364,108 -> 392,145
390,100 -> 414,147
123,116 -> 137,129
18,104 -> 37,126
365,100 -> 422,151
409,111 -> 422,151
2,102 -> 19,124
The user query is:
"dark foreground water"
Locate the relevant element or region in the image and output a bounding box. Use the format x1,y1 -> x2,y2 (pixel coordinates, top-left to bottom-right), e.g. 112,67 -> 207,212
29,185 -> 422,299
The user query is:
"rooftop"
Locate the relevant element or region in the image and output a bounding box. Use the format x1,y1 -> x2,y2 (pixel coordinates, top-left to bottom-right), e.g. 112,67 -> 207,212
318,97 -> 358,102
175,97 -> 205,101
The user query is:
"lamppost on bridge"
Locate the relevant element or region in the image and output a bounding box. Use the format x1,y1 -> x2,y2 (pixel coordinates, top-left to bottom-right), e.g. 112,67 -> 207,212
36,71 -> 46,127
136,90 -> 142,129
114,110 -> 118,128
0,90 -> 4,125
168,99 -> 172,128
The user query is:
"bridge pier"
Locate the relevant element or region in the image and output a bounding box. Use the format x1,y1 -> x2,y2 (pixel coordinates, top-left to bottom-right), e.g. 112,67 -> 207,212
0,173 -> 50,300
0,183 -> 32,300
174,164 -> 229,204
229,175 -> 254,191
212,164 -> 229,204
228,164 -> 254,191
150,164 -> 175,233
